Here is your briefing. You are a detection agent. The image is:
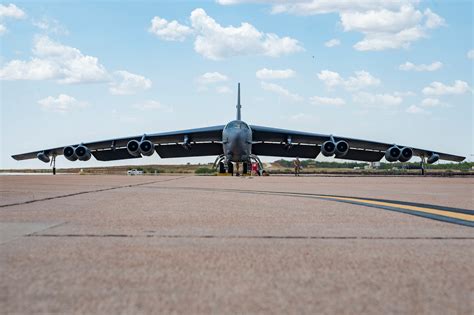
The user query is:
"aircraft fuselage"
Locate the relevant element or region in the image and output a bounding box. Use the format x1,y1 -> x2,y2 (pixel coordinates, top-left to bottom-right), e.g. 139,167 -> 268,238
222,120 -> 252,162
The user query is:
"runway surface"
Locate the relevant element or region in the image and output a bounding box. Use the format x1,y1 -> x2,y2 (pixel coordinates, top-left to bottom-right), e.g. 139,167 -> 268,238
1,175 -> 473,314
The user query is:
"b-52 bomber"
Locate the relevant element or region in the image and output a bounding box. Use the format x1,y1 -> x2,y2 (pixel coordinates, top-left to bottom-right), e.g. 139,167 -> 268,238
12,83 -> 465,174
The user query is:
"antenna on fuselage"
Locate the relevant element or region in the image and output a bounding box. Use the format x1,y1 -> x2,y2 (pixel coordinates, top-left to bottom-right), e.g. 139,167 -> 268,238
236,82 -> 241,121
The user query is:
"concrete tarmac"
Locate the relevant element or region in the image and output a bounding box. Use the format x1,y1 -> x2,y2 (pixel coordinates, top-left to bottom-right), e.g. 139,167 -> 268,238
1,175 -> 473,314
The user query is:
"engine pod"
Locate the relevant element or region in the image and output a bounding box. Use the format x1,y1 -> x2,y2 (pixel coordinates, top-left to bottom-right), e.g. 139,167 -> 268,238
139,140 -> 155,156
127,140 -> 141,157
321,141 -> 336,157
63,146 -> 78,161
398,147 -> 413,162
75,145 -> 91,161
335,140 -> 349,157
385,146 -> 401,162
427,153 -> 440,164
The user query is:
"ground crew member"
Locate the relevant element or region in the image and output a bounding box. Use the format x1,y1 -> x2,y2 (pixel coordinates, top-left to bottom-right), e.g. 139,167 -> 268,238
294,157 -> 301,176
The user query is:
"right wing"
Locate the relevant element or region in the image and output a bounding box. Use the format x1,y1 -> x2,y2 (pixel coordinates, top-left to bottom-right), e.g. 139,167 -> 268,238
12,125 -> 225,162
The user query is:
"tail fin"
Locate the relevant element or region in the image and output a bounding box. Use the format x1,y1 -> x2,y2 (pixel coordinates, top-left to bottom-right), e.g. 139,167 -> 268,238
236,82 -> 241,121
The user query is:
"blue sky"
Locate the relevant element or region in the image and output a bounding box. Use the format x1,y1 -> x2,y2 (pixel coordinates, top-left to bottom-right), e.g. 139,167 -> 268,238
1,0 -> 472,169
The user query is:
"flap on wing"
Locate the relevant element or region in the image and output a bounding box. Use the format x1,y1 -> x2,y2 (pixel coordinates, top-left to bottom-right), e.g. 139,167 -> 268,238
335,149 -> 384,162
252,143 -> 320,158
92,149 -> 142,161
155,143 -> 223,158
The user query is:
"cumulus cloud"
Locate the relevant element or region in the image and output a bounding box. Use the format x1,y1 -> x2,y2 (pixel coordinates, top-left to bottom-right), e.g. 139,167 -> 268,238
133,100 -> 172,112
150,8 -> 303,60
261,81 -> 302,101
422,80 -> 470,96
324,38 -> 340,47
148,16 -> 193,41
256,68 -> 295,80
467,49 -> 474,60
317,70 -> 380,91
32,17 -> 69,35
0,35 -> 109,84
38,94 -> 86,113
216,85 -> 232,94
0,3 -> 26,35
420,98 -> 442,107
399,61 -> 442,71
217,1 -> 444,51
353,92 -> 403,108
406,104 -> 429,114
309,96 -> 345,106
109,70 -> 152,95
196,72 -> 229,85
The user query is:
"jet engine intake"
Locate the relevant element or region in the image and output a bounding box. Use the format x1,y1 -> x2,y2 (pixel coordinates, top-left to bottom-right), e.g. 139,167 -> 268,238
37,152 -> 50,163
385,145 -> 401,162
127,140 -> 141,157
139,140 -> 155,156
75,145 -> 91,161
321,141 -> 336,157
63,146 -> 78,161
427,153 -> 440,164
335,140 -> 349,157
398,147 -> 413,162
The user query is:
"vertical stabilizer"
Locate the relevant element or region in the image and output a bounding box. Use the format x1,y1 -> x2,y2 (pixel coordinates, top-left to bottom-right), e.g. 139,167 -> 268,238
236,82 -> 242,121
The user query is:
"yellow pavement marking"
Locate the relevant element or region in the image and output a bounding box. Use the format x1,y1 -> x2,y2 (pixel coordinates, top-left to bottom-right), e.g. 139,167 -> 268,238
317,196 -> 474,222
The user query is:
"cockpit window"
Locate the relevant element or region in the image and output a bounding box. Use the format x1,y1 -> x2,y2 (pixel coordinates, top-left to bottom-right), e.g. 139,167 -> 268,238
226,121 -> 249,129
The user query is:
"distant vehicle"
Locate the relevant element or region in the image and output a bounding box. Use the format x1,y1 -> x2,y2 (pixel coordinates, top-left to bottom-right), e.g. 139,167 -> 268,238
127,169 -> 143,175
11,83 -> 465,175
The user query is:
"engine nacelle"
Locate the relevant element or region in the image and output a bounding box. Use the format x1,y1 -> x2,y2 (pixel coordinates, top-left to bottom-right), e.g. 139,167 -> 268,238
427,153 -> 440,164
127,140 -> 141,157
335,140 -> 349,157
385,146 -> 401,162
321,141 -> 336,157
139,140 -> 155,156
37,152 -> 50,163
75,145 -> 91,161
398,147 -> 413,162
63,146 -> 78,161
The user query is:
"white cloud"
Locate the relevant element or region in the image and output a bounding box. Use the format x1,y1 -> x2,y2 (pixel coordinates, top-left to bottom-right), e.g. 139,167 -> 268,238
256,68 -> 295,80
0,35 -> 109,84
260,81 -> 302,101
406,104 -> 428,114
399,61 -> 442,71
216,85 -> 232,94
133,100 -> 172,112
32,17 -> 69,35
186,8 -> 303,59
289,112 -> 316,121
109,70 -> 152,95
420,98 -> 441,107
309,96 -> 345,106
0,3 -> 26,35
317,70 -> 380,91
196,72 -> 229,85
38,94 -> 86,113
324,38 -> 340,47
467,50 -> 474,60
422,80 -> 471,96
219,1 -> 444,51
148,16 -> 193,41
394,91 -> 416,97
353,92 -> 403,108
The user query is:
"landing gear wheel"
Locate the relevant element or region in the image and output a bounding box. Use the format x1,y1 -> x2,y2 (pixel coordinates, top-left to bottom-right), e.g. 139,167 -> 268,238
219,162 -> 226,174
243,162 -> 249,175
227,162 -> 234,175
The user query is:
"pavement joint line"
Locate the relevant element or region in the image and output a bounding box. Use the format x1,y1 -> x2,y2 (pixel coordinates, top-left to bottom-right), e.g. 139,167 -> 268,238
25,234 -> 474,240
140,186 -> 474,227
0,177 -> 185,208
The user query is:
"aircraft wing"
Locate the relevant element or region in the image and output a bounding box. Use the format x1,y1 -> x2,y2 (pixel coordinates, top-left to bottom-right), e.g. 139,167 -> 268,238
250,125 -> 465,162
11,125 -> 225,162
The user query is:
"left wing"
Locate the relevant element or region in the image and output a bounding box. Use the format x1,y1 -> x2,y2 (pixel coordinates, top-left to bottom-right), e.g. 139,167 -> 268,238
12,125 -> 225,162
250,125 -> 465,163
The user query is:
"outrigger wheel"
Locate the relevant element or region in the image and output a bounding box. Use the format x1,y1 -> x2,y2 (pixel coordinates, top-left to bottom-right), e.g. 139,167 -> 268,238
219,162 -> 226,174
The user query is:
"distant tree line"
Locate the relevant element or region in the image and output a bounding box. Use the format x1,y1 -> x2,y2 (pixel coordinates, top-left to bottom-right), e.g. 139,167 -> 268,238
272,159 -> 473,170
